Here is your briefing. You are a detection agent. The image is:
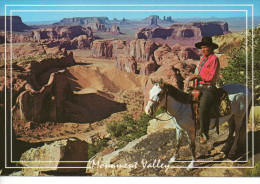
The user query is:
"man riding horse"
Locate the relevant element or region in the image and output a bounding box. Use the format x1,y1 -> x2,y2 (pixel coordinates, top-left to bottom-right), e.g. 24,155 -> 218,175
189,36 -> 220,143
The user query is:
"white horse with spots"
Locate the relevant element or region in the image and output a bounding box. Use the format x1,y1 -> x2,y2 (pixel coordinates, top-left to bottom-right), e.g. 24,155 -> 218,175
145,79 -> 251,169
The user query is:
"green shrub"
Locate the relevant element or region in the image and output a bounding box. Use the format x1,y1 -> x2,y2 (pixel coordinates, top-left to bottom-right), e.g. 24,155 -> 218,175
244,161 -> 260,176
250,161 -> 260,176
106,107 -> 166,150
218,27 -> 260,104
88,137 -> 108,159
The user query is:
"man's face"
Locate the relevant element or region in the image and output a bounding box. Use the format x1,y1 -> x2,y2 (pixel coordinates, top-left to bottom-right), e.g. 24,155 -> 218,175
201,45 -> 212,57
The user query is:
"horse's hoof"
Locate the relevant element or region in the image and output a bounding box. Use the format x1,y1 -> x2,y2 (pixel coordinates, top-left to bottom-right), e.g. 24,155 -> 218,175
186,163 -> 194,171
200,133 -> 209,144
168,157 -> 176,164
200,137 -> 207,144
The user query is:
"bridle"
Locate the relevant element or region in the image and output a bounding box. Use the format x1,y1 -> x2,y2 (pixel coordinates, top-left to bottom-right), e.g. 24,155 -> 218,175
148,86 -> 174,121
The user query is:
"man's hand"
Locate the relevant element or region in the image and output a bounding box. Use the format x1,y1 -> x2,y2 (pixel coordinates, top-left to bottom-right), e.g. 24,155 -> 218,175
189,75 -> 202,81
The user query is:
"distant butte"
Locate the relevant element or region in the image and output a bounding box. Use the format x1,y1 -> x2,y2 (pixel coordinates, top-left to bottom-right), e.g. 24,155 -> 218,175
0,16 -> 32,32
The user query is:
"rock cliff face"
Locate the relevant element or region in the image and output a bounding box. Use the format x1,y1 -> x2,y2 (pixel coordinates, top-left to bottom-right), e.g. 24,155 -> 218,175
212,30 -> 246,54
9,52 -> 127,124
116,55 -> 138,74
190,21 -> 230,37
85,22 -> 107,32
32,26 -> 93,41
90,39 -> 128,58
0,42 -> 72,61
139,60 -> 158,75
129,39 -> 159,61
53,17 -> 109,26
135,21 -> 230,39
111,25 -> 121,34
0,31 -> 32,44
31,26 -> 94,50
0,16 -> 31,32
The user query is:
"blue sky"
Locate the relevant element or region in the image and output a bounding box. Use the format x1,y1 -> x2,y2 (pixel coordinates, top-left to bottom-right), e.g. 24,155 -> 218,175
0,0 -> 259,23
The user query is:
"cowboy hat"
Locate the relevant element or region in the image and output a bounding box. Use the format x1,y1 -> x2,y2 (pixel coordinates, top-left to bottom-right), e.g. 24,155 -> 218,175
195,36 -> 219,49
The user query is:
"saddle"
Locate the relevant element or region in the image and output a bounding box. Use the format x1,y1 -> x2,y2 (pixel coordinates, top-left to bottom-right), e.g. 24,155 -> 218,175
191,87 -> 231,134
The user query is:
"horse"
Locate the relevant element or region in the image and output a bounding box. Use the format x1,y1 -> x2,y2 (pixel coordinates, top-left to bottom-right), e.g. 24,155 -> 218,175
145,79 -> 252,169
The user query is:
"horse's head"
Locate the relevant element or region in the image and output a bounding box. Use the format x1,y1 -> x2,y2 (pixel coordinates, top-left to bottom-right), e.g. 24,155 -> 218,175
145,78 -> 166,116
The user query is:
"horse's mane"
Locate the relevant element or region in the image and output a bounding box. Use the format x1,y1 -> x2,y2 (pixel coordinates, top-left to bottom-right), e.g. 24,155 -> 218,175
164,83 -> 192,104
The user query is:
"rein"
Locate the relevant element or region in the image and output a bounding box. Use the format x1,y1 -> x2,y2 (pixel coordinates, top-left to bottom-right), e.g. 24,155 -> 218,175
149,87 -> 174,121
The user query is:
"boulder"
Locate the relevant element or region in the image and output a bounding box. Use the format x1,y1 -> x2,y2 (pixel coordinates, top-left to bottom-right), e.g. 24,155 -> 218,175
86,129 -> 201,176
147,113 -> 176,134
19,138 -> 88,175
129,39 -> 159,61
116,55 -> 138,74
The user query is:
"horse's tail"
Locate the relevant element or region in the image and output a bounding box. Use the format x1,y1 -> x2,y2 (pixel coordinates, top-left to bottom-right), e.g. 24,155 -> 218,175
238,99 -> 252,156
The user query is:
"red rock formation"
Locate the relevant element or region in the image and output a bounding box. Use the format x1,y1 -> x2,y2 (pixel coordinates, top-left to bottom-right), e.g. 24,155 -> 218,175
13,69 -> 126,123
143,64 -> 184,107
111,25 -> 121,34
0,42 -> 46,61
53,17 -> 109,26
135,21 -> 230,40
91,40 -> 113,58
32,26 -> 93,41
86,22 -> 107,32
14,70 -> 73,122
140,60 -> 158,75
0,16 -> 31,32
28,51 -> 75,90
153,44 -> 172,65
129,39 -> 159,61
0,32 -> 32,43
154,44 -> 200,66
71,35 -> 94,49
116,55 -> 137,74
91,39 -> 128,58
190,21 -> 230,37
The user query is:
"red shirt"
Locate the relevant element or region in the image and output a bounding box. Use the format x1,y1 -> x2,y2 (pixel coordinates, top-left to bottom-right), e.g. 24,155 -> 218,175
197,54 -> 220,85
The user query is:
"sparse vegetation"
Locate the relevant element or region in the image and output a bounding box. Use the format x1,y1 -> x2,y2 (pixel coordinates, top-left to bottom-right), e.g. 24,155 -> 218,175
218,27 -> 260,105
106,107 -> 166,150
250,161 -> 260,176
244,161 -> 260,176
88,135 -> 109,159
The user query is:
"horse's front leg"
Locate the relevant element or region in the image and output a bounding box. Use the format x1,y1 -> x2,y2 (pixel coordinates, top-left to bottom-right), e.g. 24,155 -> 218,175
169,127 -> 183,163
185,128 -> 196,170
169,118 -> 183,163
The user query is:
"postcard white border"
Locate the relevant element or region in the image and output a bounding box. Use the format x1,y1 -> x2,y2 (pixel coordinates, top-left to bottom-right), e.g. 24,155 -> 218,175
4,4 -> 255,170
